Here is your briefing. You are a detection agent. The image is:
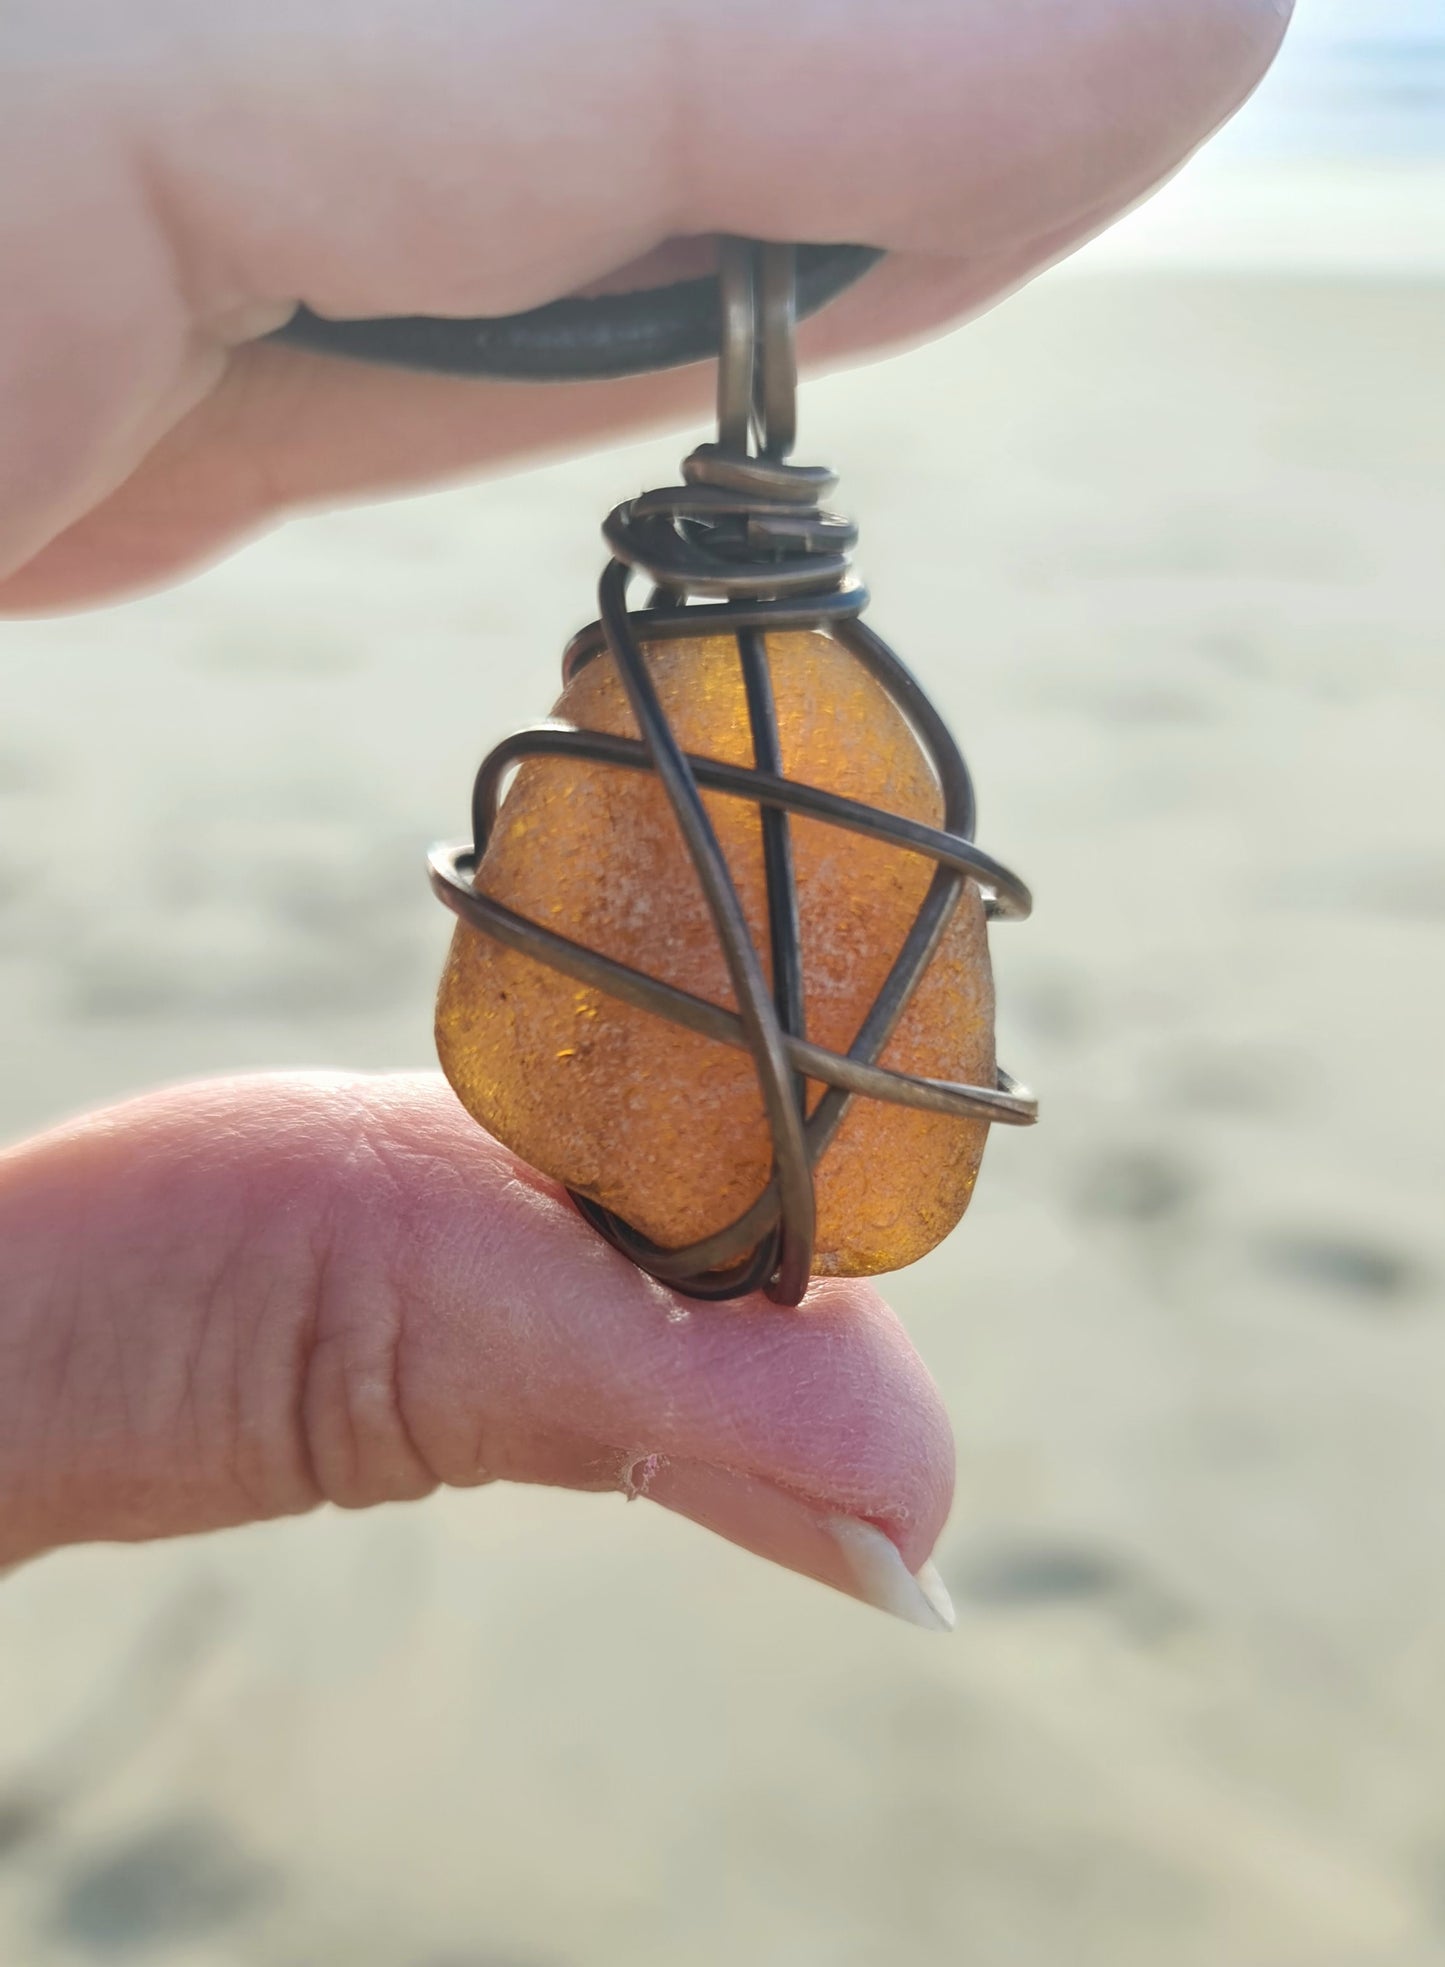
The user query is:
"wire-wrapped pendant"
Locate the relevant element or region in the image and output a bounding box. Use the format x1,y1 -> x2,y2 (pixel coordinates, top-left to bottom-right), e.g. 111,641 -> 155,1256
430,241 -> 1035,1304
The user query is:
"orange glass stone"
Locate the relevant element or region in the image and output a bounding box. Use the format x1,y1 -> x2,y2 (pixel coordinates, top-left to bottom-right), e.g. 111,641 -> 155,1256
435,629 -> 995,1278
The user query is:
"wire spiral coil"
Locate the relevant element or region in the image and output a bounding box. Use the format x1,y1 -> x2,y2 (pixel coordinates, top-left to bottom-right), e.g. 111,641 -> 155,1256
430,240 -> 1035,1304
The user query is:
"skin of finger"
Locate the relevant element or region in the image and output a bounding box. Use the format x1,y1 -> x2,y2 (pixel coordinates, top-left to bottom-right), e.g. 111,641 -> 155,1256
7,0 -> 1291,312
0,1074 -> 954,1575
0,0 -> 1291,599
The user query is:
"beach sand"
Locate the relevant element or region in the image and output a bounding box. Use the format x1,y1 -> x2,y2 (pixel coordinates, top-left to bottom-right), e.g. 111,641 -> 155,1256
1,269 -> 1442,1966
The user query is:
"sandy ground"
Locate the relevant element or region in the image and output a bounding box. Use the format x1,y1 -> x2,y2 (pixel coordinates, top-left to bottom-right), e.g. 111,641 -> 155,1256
1,270 -> 1442,1967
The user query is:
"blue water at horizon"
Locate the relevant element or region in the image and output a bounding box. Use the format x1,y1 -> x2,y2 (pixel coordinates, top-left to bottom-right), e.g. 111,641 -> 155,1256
1229,1 -> 1445,158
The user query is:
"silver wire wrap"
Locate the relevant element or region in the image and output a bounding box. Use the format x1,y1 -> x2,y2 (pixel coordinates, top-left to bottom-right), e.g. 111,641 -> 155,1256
431,239 -> 1035,1304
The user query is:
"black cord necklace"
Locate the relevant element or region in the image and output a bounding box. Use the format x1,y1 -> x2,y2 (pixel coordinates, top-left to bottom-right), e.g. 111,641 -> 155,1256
271,241 -> 882,380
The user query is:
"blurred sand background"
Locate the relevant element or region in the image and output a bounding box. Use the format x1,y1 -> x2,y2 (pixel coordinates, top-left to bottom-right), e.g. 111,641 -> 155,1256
3,19 -> 1445,1965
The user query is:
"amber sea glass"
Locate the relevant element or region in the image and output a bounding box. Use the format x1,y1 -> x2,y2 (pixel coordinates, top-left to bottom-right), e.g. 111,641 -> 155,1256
435,629 -> 995,1278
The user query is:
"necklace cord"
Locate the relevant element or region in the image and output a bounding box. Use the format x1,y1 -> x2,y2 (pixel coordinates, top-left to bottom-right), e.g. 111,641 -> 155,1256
270,242 -> 883,381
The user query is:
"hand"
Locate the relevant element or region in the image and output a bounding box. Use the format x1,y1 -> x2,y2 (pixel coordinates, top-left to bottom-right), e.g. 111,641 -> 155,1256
0,0 -> 1289,1621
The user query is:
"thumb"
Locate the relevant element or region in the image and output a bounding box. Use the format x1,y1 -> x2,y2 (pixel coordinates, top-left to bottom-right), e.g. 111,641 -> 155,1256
0,1073 -> 956,1630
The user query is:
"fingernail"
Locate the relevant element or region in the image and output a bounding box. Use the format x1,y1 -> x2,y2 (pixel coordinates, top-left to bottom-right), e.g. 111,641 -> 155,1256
823,1517 -> 957,1632
643,1457 -> 954,1632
